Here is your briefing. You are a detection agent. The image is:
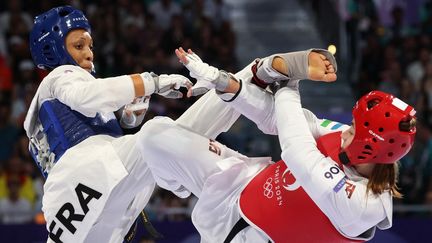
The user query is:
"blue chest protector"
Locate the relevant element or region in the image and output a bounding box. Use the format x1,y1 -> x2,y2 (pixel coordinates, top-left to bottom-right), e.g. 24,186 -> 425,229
30,99 -> 123,177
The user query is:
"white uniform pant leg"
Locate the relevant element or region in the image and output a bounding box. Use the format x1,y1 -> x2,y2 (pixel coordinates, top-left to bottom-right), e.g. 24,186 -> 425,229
83,134 -> 155,243
137,116 -> 246,198
190,156 -> 271,243
42,135 -> 131,243
138,117 -> 270,243
83,182 -> 154,243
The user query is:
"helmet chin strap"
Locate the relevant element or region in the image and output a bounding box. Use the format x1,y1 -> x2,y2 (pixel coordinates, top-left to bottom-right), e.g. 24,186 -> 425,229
338,151 -> 350,165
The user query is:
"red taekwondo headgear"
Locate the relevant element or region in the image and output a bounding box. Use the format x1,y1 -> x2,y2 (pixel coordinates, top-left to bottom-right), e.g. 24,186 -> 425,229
317,91 -> 416,166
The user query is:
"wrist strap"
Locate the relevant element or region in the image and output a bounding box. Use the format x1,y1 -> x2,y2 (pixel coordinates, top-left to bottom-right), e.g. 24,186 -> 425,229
214,70 -> 230,91
130,74 -> 145,97
142,72 -> 156,96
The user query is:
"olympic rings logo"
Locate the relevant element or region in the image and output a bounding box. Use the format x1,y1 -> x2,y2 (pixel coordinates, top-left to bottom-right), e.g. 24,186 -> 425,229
263,177 -> 274,198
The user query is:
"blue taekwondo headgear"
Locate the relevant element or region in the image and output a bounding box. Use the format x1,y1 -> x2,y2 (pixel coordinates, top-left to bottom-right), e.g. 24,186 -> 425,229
30,6 -> 92,70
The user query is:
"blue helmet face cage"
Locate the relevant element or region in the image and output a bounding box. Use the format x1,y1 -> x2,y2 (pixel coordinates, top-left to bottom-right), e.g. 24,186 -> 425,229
30,6 -> 92,71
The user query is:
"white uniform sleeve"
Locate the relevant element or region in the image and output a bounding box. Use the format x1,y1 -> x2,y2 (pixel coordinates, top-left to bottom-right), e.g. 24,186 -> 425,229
303,109 -> 351,139
224,79 -> 350,137
24,65 -> 135,137
48,66 -> 135,117
274,87 -> 389,238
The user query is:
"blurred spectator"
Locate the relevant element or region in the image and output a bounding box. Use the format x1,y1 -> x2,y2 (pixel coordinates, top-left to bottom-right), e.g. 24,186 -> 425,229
0,55 -> 12,92
182,0 -> 205,31
122,1 -> 146,30
399,121 -> 432,205
0,1 -> 33,37
161,15 -> 192,56
399,36 -> 418,69
139,235 -> 156,243
377,60 -> 402,97
203,0 -> 231,29
11,59 -> 37,125
0,155 -> 36,205
0,175 -> 33,224
422,62 -> 432,123
148,0 -> 182,30
165,196 -> 189,221
0,97 -> 20,164
7,35 -> 30,75
16,59 -> 37,86
374,0 -> 406,28
383,5 -> 407,42
15,135 -> 32,163
406,47 -> 431,89
399,78 -> 417,106
0,32 -> 6,57
146,188 -> 194,222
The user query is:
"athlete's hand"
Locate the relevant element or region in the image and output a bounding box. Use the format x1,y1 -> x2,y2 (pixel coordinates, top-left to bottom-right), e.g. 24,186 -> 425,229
152,73 -> 192,99
120,97 -> 150,128
125,96 -> 150,113
307,51 -> 337,82
175,47 -> 229,97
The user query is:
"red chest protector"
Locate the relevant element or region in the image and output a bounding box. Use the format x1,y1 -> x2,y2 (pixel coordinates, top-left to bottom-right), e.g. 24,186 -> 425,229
238,132 -> 363,243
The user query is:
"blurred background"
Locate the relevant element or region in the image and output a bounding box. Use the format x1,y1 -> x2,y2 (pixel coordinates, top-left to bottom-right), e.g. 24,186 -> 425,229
0,0 -> 431,242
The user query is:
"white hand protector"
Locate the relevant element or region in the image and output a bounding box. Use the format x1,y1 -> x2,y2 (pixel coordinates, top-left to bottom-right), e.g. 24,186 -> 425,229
182,52 -> 230,96
127,96 -> 150,112
120,96 -> 150,128
142,72 -> 192,99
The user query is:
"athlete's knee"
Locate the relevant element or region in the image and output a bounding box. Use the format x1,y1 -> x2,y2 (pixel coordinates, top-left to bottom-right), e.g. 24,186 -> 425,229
137,117 -> 176,154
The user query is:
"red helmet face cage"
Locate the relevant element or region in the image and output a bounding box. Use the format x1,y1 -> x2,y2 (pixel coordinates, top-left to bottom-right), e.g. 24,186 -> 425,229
344,91 -> 416,165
